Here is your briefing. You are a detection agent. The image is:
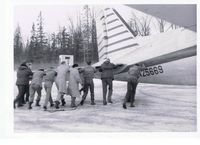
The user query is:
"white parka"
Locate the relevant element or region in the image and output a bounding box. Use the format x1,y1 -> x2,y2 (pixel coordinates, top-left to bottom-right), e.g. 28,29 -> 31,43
55,64 -> 70,94
68,67 -> 83,98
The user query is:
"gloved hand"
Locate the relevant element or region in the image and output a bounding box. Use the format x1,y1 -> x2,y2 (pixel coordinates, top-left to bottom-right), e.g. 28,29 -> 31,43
115,63 -> 124,67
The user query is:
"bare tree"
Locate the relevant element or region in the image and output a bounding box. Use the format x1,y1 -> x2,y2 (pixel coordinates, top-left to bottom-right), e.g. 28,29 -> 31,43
156,18 -> 167,33
128,19 -> 138,37
129,12 -> 152,36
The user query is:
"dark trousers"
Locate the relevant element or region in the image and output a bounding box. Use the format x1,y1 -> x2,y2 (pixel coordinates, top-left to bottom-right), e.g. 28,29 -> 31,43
82,79 -> 95,103
14,85 -> 27,106
20,84 -> 29,104
124,81 -> 138,106
23,85 -> 29,103
102,78 -> 113,103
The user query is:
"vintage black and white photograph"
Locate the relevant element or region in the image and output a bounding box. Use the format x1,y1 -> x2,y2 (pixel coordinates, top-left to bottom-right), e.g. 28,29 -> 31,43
13,4 -> 197,132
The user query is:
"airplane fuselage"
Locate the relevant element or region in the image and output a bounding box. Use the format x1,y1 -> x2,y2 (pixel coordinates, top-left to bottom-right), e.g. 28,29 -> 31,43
114,55 -> 196,85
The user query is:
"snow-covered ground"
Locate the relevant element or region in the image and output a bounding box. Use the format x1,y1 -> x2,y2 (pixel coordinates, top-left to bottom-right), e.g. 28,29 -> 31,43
14,75 -> 196,132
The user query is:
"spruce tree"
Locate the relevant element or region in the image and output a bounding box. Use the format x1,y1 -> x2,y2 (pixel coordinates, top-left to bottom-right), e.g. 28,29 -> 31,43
14,25 -> 24,64
28,23 -> 37,62
36,11 -> 47,62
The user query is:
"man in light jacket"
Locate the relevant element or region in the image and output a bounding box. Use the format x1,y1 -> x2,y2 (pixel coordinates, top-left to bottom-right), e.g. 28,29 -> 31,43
55,61 -> 70,109
68,64 -> 83,108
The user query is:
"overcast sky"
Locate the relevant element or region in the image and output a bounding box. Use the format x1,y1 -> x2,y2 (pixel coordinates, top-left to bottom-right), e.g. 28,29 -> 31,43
14,5 -> 137,41
14,5 -> 83,40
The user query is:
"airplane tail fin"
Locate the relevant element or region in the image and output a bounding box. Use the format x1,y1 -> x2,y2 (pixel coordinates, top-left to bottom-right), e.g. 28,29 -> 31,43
96,7 -> 139,61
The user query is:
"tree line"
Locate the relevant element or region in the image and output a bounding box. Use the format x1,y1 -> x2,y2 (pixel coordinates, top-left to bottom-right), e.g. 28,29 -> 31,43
14,5 -> 98,67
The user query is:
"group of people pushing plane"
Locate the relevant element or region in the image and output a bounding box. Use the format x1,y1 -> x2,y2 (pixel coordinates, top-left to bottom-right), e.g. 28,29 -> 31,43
14,58 -> 145,111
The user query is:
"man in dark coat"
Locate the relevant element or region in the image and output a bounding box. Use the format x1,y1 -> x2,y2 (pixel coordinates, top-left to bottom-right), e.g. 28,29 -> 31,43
14,62 -> 33,108
80,61 -> 96,105
100,58 -> 117,105
123,64 -> 145,109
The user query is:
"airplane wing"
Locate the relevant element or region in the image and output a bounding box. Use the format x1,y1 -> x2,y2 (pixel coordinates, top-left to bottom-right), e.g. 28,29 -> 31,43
126,4 -> 196,32
94,6 -> 196,85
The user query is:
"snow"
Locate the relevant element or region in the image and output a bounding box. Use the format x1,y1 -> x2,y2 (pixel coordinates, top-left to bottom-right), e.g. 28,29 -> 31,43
14,74 -> 196,132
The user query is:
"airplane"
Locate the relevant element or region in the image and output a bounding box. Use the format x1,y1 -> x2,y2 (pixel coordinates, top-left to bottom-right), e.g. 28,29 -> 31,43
93,5 -> 196,86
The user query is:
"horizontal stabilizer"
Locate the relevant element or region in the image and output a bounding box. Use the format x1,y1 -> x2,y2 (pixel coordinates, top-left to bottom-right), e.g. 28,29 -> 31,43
96,7 -> 196,67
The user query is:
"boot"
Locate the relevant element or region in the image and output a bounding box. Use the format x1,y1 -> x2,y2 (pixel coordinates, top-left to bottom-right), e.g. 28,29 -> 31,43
17,104 -> 23,107
71,104 -> 77,108
91,101 -> 96,105
80,100 -> 84,105
55,101 -> 60,109
130,99 -> 135,107
127,96 -> 131,102
70,104 -> 77,108
43,106 -> 47,111
35,100 -> 41,106
123,103 -> 127,109
130,104 -> 135,107
28,102 -> 33,110
103,101 -> 107,105
70,97 -> 76,108
22,100 -> 26,104
108,96 -> 113,103
61,99 -> 66,106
